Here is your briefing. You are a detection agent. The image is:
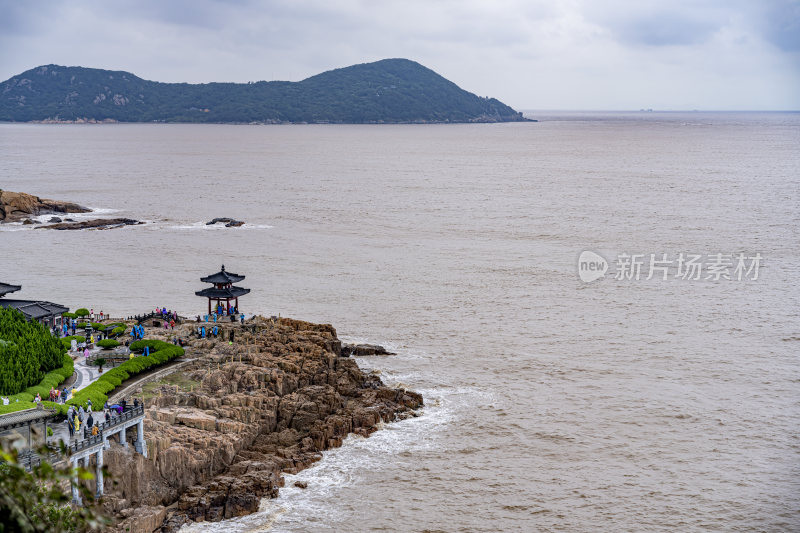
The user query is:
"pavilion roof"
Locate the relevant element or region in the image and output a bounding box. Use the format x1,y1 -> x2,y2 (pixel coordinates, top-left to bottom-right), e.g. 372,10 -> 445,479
0,282 -> 22,298
200,265 -> 245,284
195,286 -> 250,299
0,299 -> 68,320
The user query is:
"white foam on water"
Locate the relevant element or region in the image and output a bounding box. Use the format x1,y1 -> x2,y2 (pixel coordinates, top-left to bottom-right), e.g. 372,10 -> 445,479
178,374 -> 493,533
165,221 -> 275,230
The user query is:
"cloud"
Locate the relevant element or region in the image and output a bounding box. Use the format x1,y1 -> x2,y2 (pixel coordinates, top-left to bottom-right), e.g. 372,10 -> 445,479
0,0 -> 797,109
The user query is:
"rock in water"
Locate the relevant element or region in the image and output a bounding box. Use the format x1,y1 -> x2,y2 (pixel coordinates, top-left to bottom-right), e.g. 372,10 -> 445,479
37,218 -> 143,230
48,216 -> 62,223
0,188 -> 90,222
207,217 -> 245,227
341,343 -> 396,356
294,481 -> 308,489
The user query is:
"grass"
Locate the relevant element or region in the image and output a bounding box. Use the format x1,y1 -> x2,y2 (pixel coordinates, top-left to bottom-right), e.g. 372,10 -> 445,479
140,372 -> 200,402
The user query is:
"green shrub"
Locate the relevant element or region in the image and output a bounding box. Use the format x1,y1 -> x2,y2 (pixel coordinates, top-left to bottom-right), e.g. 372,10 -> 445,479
74,308 -> 89,317
76,322 -> 88,329
111,326 -> 126,337
0,308 -> 67,395
96,339 -> 119,349
62,312 -> 77,319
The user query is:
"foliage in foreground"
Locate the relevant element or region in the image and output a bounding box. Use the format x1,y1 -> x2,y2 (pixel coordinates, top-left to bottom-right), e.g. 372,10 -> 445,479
0,445 -> 108,533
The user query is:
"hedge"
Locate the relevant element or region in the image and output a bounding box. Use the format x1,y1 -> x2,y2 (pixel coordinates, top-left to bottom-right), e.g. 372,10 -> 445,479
74,309 -> 89,317
0,353 -> 74,415
62,312 -> 77,319
64,340 -> 184,413
96,339 -> 119,349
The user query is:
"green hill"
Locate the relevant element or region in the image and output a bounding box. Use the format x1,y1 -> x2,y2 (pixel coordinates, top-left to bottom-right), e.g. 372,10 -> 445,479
0,59 -> 527,124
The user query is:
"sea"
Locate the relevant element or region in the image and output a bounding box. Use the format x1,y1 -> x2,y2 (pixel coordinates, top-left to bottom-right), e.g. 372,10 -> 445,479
1,111 -> 798,532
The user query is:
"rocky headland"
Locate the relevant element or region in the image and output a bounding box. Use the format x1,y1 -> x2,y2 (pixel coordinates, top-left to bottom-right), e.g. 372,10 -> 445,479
0,188 -> 90,222
98,316 -> 421,532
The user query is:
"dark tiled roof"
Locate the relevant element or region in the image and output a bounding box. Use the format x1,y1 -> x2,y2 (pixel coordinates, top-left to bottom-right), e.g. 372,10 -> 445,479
0,299 -> 68,320
0,407 -> 57,431
195,286 -> 250,299
0,282 -> 22,297
200,264 -> 245,284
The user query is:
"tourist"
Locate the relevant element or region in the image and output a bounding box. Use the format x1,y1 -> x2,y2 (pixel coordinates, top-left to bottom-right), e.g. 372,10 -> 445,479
121,398 -> 127,411
67,414 -> 74,437
240,313 -> 245,324
90,308 -> 94,320
34,393 -> 41,403
105,410 -> 110,424
91,424 -> 99,436
78,405 -> 85,421
73,412 -> 80,434
134,398 -> 139,408
1,396 -> 8,406
87,413 -> 94,429
170,319 -> 175,329
87,398 -> 93,412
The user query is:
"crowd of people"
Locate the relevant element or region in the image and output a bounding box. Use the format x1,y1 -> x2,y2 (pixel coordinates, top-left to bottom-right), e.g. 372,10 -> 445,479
65,397 -> 142,440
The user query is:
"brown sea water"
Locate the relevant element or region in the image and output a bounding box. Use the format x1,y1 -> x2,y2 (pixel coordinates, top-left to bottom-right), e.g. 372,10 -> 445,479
1,112 -> 799,532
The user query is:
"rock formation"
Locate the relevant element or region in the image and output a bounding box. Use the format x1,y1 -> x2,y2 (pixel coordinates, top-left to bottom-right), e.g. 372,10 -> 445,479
206,217 -> 245,227
0,188 -> 90,222
37,218 -> 143,230
102,317 -> 421,532
342,342 -> 396,356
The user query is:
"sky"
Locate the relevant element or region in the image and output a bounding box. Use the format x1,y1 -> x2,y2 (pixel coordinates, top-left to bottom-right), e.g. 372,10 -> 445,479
0,0 -> 798,110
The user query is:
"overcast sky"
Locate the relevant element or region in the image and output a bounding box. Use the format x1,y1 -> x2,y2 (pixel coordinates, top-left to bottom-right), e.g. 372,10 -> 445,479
1,0 -> 798,110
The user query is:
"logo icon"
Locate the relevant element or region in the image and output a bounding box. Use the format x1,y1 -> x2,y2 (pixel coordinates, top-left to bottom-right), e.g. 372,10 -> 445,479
578,250 -> 608,283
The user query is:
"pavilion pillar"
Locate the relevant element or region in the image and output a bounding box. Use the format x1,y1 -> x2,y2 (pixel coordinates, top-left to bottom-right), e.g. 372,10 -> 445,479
235,297 -> 239,311
208,298 -> 211,315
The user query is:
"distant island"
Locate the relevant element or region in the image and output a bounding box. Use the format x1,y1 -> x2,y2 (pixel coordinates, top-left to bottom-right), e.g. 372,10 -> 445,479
0,59 -> 530,124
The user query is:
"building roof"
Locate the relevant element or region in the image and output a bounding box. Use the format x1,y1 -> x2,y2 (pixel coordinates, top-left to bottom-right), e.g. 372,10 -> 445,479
0,299 -> 69,320
0,407 -> 57,431
195,286 -> 250,299
0,282 -> 22,298
200,264 -> 245,284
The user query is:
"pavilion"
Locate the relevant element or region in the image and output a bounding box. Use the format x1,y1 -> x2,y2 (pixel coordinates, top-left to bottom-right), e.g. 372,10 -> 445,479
195,265 -> 250,315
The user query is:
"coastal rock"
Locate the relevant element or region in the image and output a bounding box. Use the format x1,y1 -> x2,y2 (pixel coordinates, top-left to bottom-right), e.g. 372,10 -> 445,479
341,342 -> 396,356
48,216 -> 62,223
36,217 -> 143,230
103,317 -> 422,531
0,188 -> 90,222
294,480 -> 308,489
206,217 -> 245,227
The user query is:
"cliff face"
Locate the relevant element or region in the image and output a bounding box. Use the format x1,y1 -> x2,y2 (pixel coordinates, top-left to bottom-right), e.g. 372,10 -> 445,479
0,189 -> 90,222
103,317 -> 422,532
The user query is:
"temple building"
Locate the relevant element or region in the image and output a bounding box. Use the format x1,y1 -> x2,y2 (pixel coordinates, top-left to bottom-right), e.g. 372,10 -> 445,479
195,265 -> 250,315
0,282 -> 68,327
